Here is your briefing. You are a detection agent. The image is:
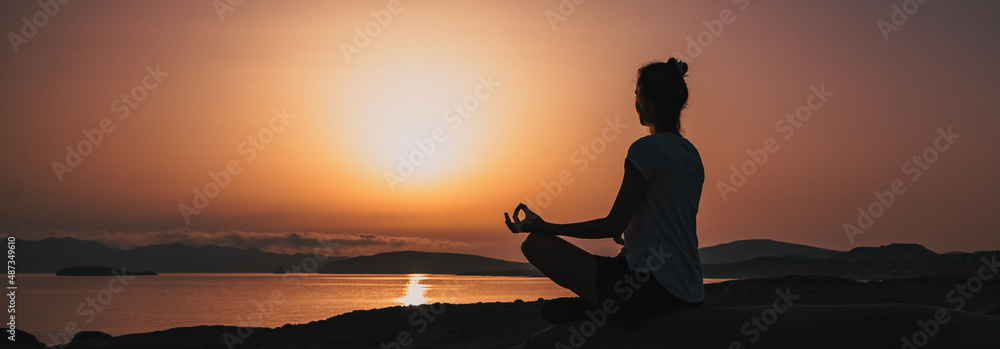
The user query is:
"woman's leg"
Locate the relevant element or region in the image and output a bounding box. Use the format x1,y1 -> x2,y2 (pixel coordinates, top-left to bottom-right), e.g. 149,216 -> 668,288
521,233 -> 600,307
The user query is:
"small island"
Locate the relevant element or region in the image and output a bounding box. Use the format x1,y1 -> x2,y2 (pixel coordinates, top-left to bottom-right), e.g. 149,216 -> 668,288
456,269 -> 544,277
55,266 -> 157,276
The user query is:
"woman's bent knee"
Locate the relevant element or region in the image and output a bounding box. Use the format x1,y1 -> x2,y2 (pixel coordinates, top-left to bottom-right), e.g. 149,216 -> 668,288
520,233 -> 538,258
520,233 -> 551,260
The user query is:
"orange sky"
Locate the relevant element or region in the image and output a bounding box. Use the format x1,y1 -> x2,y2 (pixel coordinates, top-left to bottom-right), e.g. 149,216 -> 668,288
1,0 -> 998,261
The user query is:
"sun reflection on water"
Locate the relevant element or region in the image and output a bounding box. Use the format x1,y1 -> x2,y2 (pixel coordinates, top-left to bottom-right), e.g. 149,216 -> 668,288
395,274 -> 429,306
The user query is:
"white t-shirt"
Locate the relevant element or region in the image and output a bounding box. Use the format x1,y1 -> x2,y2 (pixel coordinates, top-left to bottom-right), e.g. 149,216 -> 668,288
623,132 -> 705,303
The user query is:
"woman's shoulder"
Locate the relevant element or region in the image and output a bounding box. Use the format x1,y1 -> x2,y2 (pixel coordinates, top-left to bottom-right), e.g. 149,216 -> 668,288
629,133 -> 700,161
628,134 -> 659,154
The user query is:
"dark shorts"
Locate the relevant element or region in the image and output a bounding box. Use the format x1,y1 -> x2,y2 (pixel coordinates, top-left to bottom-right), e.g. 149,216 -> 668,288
593,254 -> 701,328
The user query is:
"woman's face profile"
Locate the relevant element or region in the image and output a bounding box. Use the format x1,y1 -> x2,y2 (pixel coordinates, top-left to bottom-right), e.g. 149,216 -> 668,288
634,87 -> 643,124
634,85 -> 649,127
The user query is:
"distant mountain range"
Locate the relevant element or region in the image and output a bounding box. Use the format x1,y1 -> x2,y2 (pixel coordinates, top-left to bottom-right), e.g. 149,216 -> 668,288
317,251 -> 541,276
18,237 -> 344,273
22,237 -> 821,275
55,266 -> 157,276
17,237 -> 996,280
702,243 -> 998,279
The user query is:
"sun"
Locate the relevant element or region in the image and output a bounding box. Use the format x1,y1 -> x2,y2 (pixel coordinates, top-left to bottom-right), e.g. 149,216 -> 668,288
336,54 -> 496,192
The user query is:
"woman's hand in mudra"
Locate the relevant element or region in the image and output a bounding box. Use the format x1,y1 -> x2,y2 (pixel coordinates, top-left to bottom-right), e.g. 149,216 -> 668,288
504,203 -> 545,234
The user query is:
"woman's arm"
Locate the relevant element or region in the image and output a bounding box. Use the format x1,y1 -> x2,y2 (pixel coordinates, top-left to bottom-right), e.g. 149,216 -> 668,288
518,160 -> 648,239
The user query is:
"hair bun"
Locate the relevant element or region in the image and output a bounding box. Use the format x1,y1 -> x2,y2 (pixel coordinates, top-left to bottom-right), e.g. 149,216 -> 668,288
667,57 -> 688,78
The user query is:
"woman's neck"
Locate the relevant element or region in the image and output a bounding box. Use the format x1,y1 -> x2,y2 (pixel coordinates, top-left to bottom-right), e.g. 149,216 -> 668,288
649,125 -> 680,135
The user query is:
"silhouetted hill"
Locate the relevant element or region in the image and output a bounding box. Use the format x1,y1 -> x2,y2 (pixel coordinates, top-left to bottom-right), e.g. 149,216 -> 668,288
698,239 -> 841,264
703,243 -> 996,279
56,266 -> 157,276
18,237 -> 344,273
318,251 -> 540,275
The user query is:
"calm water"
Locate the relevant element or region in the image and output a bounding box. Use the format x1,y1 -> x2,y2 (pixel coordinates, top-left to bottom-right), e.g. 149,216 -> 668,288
18,273 -> 731,346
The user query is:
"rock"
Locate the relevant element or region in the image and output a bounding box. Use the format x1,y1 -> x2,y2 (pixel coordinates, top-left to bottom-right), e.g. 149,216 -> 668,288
72,331 -> 111,341
525,304 -> 1000,349
985,304 -> 1000,316
60,326 -> 266,349
62,331 -> 112,349
7,329 -> 45,349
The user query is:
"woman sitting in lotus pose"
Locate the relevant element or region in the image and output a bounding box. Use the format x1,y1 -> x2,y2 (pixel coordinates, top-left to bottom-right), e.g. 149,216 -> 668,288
504,58 -> 704,328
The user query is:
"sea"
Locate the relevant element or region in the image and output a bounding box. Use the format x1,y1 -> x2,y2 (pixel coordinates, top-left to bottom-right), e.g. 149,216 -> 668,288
16,273 -> 732,346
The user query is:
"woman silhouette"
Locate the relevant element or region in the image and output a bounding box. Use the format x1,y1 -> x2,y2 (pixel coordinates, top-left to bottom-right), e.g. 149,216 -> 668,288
504,58 -> 704,328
